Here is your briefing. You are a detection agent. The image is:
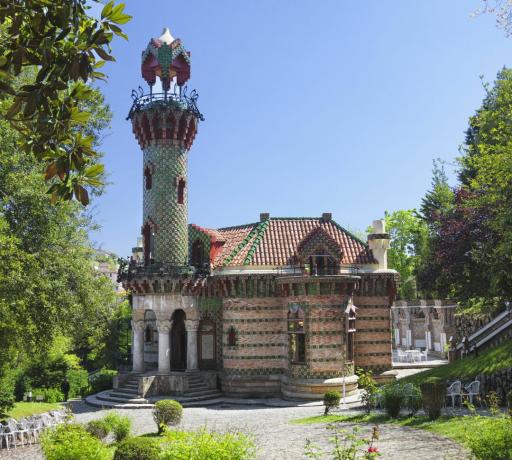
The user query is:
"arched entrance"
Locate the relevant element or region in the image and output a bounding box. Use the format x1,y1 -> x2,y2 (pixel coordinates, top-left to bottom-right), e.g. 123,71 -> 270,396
171,310 -> 187,371
198,319 -> 216,370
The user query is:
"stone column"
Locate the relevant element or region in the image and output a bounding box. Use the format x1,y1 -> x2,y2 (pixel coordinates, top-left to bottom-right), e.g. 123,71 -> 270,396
157,320 -> 172,374
132,320 -> 145,373
185,320 -> 199,371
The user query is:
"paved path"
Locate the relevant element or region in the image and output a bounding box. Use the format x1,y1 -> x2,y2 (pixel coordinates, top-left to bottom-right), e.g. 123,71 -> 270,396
0,402 -> 468,459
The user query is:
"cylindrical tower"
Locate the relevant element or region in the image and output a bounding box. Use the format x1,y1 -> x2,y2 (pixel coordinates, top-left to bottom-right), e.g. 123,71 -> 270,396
128,28 -> 203,266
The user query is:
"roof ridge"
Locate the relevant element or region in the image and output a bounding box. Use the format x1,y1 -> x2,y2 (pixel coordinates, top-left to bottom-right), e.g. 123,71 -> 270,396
216,222 -> 259,231
222,222 -> 260,266
330,220 -> 369,248
243,219 -> 270,265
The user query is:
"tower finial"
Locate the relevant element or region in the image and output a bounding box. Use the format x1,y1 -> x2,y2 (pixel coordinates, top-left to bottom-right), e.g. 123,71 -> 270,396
159,27 -> 174,45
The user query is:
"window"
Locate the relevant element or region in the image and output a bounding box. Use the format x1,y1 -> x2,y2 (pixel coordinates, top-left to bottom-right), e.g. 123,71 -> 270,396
227,326 -> 237,347
288,304 -> 305,364
144,165 -> 152,190
142,222 -> 155,264
308,248 -> 338,276
177,178 -> 186,204
145,325 -> 153,343
191,239 -> 205,267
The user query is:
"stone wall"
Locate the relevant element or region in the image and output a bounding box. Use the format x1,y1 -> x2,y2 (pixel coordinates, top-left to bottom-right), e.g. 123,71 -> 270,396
476,368 -> 512,404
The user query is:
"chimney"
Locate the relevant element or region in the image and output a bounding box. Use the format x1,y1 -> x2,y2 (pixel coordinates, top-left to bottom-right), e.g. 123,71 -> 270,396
322,212 -> 332,222
367,219 -> 390,270
260,212 -> 270,222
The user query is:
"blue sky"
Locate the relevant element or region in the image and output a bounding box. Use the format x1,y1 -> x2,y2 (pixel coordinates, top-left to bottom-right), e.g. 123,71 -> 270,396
89,0 -> 511,257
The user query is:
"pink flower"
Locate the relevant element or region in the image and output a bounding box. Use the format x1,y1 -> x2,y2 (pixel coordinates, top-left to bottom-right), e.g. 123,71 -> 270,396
368,447 -> 379,453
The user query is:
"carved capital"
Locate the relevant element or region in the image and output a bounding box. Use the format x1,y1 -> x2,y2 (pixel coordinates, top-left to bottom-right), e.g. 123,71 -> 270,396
131,320 -> 145,332
184,319 -> 199,332
156,319 -> 172,333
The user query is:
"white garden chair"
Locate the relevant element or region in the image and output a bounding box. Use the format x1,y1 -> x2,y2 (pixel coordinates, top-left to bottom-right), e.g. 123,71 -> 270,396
0,424 -> 15,450
6,420 -> 29,447
446,380 -> 462,408
464,380 -> 481,406
420,349 -> 428,361
396,349 -> 406,362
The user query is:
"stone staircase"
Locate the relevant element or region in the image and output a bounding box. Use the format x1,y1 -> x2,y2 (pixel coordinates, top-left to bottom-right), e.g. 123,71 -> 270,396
85,372 -> 222,409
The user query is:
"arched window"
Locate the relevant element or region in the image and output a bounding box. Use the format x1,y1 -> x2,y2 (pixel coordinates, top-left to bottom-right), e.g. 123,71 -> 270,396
288,304 -> 305,364
144,165 -> 152,190
177,178 -> 186,205
142,222 -> 155,264
191,239 -> 205,267
227,326 -> 237,347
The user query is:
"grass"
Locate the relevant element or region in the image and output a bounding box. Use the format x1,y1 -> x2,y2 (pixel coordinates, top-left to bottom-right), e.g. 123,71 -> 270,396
4,401 -> 62,420
291,412 -> 498,444
400,339 -> 512,386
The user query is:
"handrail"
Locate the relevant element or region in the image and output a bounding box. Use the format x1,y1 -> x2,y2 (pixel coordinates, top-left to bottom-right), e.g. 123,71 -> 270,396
457,308 -> 512,350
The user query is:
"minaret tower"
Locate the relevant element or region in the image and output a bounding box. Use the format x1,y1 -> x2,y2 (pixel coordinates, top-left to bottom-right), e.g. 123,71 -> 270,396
128,27 -> 203,267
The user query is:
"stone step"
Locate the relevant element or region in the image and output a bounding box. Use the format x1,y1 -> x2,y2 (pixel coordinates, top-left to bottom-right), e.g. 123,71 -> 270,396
111,390 -> 140,398
96,393 -> 148,404
188,383 -> 208,389
183,389 -> 221,398
173,392 -> 224,405
85,393 -> 153,409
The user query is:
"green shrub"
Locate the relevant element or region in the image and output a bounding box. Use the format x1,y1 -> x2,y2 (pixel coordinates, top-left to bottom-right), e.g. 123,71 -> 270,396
86,419 -> 109,440
356,368 -> 378,414
381,383 -> 404,418
420,377 -> 445,420
33,387 -> 65,403
153,399 -> 183,434
323,390 -> 341,415
464,416 -> 512,460
67,369 -> 89,399
0,387 -> 14,418
88,369 -> 117,394
41,423 -> 110,460
507,390 -> 512,416
114,437 -> 161,460
161,428 -> 256,460
403,383 -> 422,415
103,412 -> 131,442
14,374 -> 32,402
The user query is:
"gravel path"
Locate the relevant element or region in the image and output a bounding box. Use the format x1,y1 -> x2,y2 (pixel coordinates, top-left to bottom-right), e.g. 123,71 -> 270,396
0,401 -> 469,460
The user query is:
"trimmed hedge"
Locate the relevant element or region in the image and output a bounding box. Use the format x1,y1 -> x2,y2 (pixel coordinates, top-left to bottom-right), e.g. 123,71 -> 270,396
153,399 -> 183,434
114,437 -> 161,460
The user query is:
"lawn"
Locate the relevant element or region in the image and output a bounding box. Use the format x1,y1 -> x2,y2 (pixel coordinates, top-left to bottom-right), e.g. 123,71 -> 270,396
291,412 -> 498,444
400,339 -> 512,386
4,401 -> 62,420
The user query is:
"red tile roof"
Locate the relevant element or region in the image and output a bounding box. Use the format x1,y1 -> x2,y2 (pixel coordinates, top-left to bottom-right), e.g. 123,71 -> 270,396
193,218 -> 376,267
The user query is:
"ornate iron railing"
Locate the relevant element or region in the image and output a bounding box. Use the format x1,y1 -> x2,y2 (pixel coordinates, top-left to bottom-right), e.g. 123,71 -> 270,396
275,265 -> 361,277
117,258 -> 210,282
126,86 -> 204,121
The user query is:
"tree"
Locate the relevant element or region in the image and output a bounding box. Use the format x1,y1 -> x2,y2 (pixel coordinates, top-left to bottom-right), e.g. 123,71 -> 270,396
476,1 -> 512,36
385,210 -> 428,299
0,84 -> 117,390
0,1 -> 131,204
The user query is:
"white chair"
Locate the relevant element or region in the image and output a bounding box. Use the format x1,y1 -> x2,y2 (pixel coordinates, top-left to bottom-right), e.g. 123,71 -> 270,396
446,380 -> 462,408
397,349 -> 406,362
0,424 -> 14,450
420,349 -> 428,361
464,380 -> 481,405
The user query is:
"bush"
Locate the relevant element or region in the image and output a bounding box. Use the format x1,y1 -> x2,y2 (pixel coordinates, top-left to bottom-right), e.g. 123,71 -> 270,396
356,368 -> 378,414
464,416 -> 512,460
420,377 -> 445,420
403,383 -> 422,415
88,369 -> 117,394
161,428 -> 256,460
114,437 -> 161,460
41,423 -> 110,460
381,383 -> 404,418
14,374 -> 32,402
33,387 -> 65,403
67,369 -> 89,399
153,399 -> 183,434
323,390 -> 341,415
86,419 -> 109,440
0,387 -> 14,418
103,412 -> 131,442
507,390 -> 512,416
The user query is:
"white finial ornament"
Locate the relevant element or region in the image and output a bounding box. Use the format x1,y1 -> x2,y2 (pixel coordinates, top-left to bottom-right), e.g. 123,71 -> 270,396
159,27 -> 175,45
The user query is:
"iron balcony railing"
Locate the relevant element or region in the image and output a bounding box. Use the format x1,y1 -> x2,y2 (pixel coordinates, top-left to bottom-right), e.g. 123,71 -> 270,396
275,266 -> 361,277
126,86 -> 204,121
117,258 -> 211,282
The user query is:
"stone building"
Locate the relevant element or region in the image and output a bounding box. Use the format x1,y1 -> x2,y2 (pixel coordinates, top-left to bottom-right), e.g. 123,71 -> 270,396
391,300 -> 456,355
118,28 -> 399,401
